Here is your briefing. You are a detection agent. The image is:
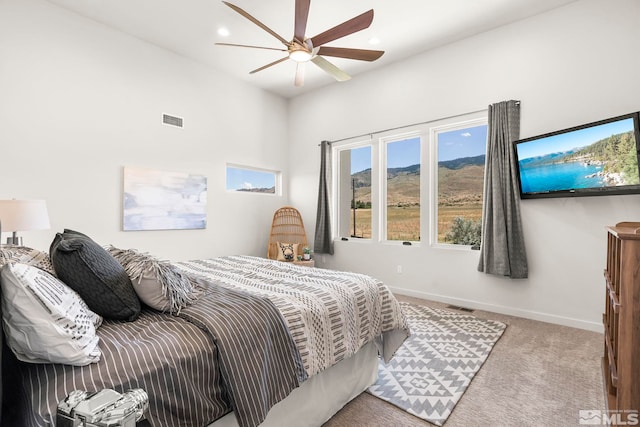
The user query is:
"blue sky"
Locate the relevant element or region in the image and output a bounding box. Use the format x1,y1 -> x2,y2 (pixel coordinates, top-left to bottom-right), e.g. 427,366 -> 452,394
351,146 -> 372,174
350,126 -> 488,173
226,167 -> 275,190
388,137 -> 421,168
351,137 -> 420,173
516,118 -> 635,160
437,125 -> 488,161
350,138 -> 422,173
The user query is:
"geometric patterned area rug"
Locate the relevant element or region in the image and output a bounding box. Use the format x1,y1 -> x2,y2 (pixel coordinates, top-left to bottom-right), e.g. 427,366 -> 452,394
367,303 -> 507,426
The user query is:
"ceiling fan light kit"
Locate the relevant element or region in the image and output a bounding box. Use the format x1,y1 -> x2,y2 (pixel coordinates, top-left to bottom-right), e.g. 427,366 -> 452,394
216,0 -> 384,87
288,40 -> 315,63
289,49 -> 313,63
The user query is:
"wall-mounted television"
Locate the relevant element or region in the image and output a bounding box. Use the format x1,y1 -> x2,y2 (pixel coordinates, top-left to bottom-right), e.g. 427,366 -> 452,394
514,112 -> 640,199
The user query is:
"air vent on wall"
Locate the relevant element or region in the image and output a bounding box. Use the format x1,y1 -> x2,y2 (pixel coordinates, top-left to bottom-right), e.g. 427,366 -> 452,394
446,304 -> 475,313
162,113 -> 183,128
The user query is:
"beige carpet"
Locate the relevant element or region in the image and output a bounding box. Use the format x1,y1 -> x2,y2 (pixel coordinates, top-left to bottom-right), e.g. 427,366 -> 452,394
324,295 -> 605,427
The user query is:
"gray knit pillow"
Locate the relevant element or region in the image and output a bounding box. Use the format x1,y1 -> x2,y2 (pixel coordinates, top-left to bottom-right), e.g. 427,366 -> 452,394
50,230 -> 140,321
106,246 -> 195,314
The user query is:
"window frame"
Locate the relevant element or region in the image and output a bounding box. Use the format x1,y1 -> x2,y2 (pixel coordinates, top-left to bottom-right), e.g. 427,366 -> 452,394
331,110 -> 488,250
332,138 -> 376,242
429,114 -> 488,250
380,130 -> 423,245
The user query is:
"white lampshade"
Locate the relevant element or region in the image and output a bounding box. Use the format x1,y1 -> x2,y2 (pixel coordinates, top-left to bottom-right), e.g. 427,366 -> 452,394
0,200 -> 50,245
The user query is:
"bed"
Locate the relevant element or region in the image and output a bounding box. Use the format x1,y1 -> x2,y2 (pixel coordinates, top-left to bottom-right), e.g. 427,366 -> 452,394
0,235 -> 409,427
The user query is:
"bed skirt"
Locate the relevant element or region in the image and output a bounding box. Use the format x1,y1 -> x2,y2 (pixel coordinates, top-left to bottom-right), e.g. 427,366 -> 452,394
210,340 -> 379,427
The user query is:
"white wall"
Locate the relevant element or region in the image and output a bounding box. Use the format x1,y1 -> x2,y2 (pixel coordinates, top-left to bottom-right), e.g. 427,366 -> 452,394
288,0 -> 640,331
0,0 -> 289,260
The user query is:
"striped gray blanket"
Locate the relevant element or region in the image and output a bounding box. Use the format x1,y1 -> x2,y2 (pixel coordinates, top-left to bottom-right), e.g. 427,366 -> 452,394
6,309 -> 228,427
177,280 -> 307,427
6,281 -> 304,427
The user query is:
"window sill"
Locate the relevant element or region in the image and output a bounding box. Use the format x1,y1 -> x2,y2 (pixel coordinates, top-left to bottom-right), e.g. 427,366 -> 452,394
382,240 -> 421,247
335,237 -> 372,244
334,238 -> 421,248
431,242 -> 480,251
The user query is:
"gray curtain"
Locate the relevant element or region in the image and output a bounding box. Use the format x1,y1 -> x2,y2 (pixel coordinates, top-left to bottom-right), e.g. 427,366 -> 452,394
314,141 -> 334,254
477,100 -> 528,278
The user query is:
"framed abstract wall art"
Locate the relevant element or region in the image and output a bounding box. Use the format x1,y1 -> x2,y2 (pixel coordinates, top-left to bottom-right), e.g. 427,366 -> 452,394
123,166 -> 207,231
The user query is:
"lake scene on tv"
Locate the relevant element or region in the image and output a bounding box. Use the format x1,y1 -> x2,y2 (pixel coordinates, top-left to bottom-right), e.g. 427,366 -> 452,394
516,117 -> 640,194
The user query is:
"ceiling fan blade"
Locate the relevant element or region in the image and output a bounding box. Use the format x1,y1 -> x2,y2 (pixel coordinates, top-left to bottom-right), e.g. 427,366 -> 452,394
216,42 -> 287,52
294,0 -> 311,43
317,46 -> 384,62
250,57 -> 289,74
294,63 -> 305,87
310,9 -> 374,47
311,56 -> 351,82
222,1 -> 289,46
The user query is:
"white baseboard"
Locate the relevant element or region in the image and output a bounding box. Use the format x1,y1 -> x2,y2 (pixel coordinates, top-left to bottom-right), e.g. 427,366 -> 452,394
390,286 -> 603,333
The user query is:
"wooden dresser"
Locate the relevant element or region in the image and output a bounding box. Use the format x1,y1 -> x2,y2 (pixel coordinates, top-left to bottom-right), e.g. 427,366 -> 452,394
603,222 -> 640,420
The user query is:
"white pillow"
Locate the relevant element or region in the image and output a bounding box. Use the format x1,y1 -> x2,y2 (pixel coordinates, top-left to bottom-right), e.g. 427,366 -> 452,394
1,262 -> 102,366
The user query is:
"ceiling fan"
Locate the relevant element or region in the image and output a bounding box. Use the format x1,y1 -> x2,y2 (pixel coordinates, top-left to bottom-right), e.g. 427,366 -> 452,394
216,0 -> 384,87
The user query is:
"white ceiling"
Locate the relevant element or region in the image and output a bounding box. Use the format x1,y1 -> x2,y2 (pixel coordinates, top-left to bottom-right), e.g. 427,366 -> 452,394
45,0 -> 578,98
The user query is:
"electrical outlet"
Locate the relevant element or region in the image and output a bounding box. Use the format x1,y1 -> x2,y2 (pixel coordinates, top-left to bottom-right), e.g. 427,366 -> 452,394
397,265 -> 402,274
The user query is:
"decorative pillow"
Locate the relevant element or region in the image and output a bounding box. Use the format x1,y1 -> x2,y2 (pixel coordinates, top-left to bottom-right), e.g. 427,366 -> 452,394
0,245 -> 56,276
0,262 -> 102,366
50,229 -> 140,321
106,246 -> 196,313
276,242 -> 299,262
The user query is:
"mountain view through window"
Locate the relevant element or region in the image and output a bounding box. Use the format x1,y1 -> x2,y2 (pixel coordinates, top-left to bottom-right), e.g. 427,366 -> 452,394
436,124 -> 487,246
340,114 -> 487,247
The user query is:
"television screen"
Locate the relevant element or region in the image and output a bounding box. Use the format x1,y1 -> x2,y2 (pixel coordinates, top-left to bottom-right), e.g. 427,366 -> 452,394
514,112 -> 640,199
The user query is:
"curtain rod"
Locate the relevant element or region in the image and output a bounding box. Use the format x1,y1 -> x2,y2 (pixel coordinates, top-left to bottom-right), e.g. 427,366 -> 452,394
320,103 -> 518,145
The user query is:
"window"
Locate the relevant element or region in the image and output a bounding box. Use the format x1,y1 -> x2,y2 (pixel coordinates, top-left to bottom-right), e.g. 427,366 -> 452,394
333,111 -> 487,248
336,143 -> 373,239
384,136 -> 421,241
226,164 -> 280,194
432,120 -> 487,247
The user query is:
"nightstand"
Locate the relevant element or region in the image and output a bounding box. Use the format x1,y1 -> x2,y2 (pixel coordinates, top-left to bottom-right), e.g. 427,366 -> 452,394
293,259 -> 315,267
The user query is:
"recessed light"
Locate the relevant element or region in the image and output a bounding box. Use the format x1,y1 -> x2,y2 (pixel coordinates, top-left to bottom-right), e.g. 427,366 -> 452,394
368,37 -> 380,45
218,27 -> 230,37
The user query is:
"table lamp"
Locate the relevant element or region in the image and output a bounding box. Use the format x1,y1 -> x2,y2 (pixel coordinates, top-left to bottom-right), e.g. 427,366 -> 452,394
0,199 -> 50,246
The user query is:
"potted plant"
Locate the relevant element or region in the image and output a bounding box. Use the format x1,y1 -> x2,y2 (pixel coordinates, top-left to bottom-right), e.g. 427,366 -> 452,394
302,247 -> 312,260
